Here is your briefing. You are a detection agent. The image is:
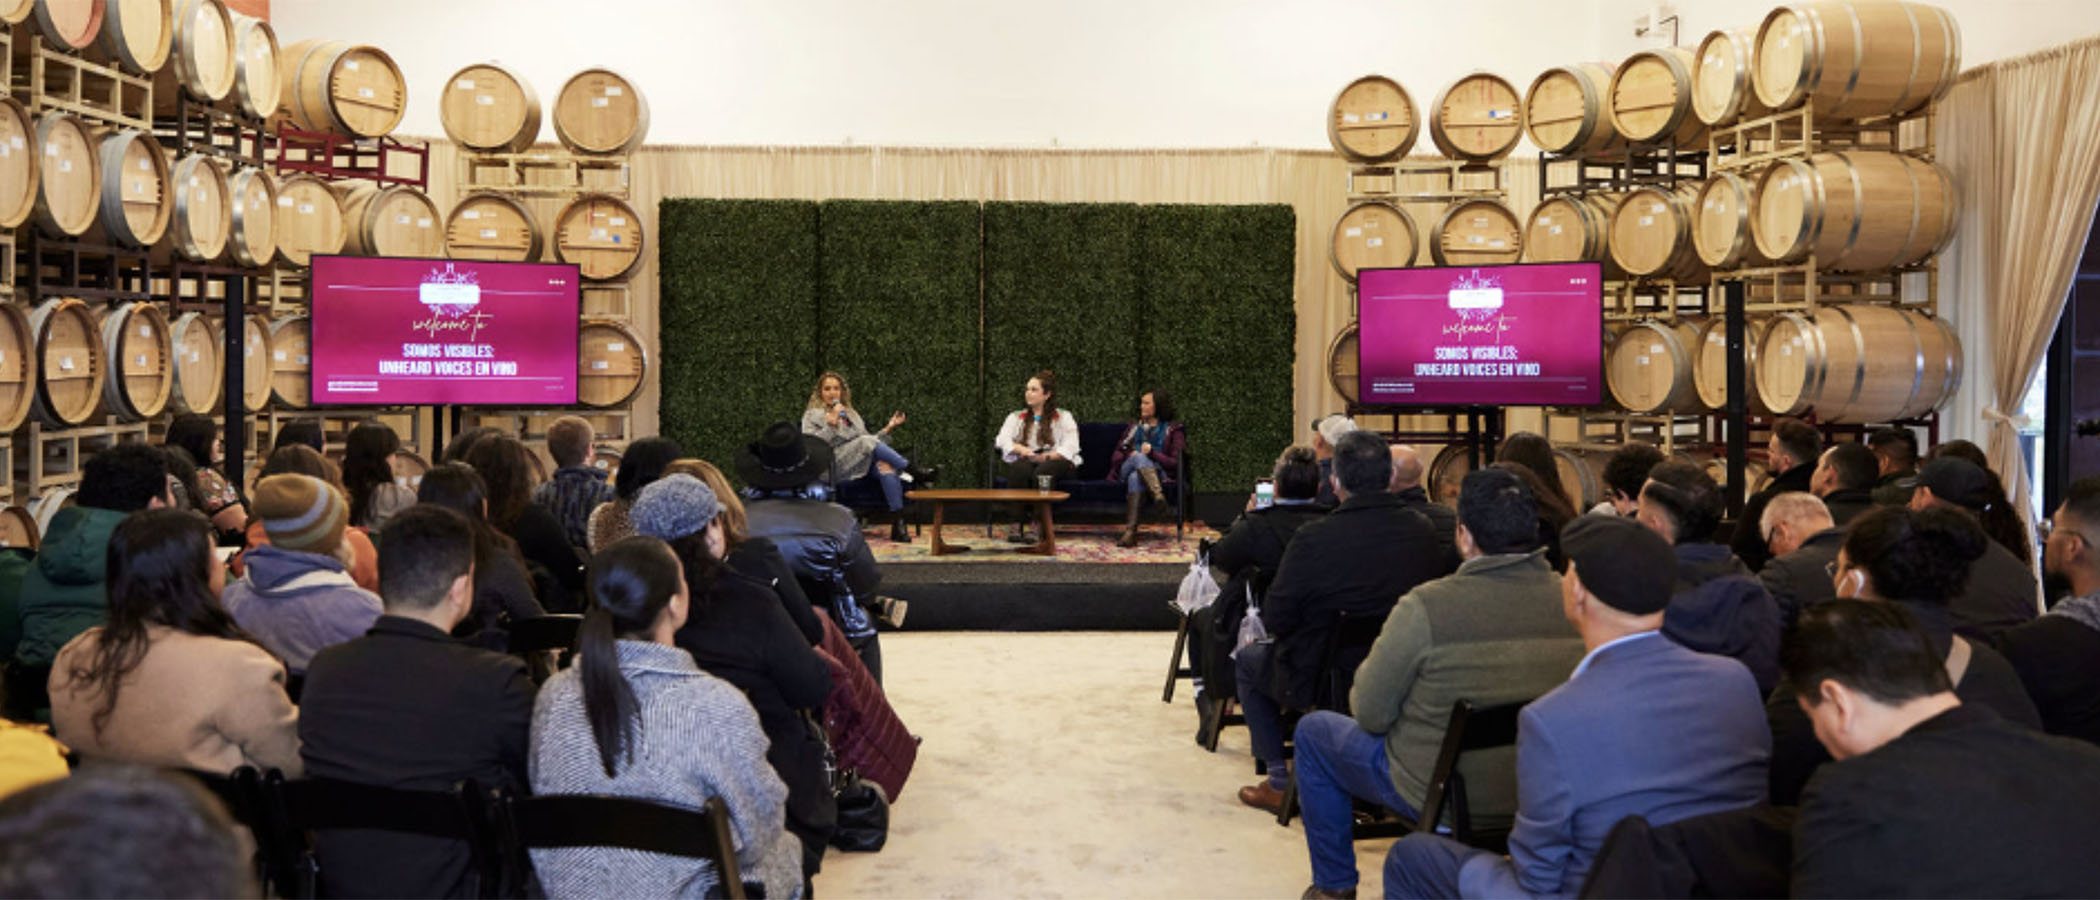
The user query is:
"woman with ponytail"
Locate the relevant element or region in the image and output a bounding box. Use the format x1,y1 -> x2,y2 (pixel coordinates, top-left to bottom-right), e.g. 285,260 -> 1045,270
529,536 -> 803,899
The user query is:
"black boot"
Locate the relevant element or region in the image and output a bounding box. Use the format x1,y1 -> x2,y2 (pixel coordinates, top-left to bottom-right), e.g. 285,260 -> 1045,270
905,463 -> 940,485
889,513 -> 911,543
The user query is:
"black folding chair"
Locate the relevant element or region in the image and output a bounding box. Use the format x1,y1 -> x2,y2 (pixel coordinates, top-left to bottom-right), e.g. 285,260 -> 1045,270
269,775 -> 507,900
1162,539 -> 1215,703
1278,609 -> 1391,826
503,794 -> 750,900
181,766 -> 282,895
1346,698 -> 1532,845
508,614 -> 583,684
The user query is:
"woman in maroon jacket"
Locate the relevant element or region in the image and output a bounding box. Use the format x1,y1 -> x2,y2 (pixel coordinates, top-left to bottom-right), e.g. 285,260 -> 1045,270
1107,388 -> 1185,547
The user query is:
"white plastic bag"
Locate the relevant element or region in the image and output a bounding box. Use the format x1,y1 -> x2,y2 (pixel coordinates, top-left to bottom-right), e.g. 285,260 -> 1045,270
1173,554 -> 1220,615
1231,584 -> 1268,661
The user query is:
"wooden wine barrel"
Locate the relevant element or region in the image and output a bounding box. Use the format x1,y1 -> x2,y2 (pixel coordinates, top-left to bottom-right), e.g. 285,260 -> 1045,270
165,0 -> 233,101
442,62 -> 541,153
240,314 -> 270,411
1692,28 -> 1768,126
0,0 -> 32,25
1692,316 -> 1768,412
1326,323 -> 1359,405
553,195 -> 644,281
228,12 -> 279,119
1606,319 -> 1702,413
33,112 -> 100,238
338,183 -> 442,257
95,129 -> 173,248
1758,306 -> 1962,423
445,192 -> 540,262
267,315 -> 309,408
1329,201 -> 1418,282
579,319 -> 646,407
1609,183 -> 1705,280
1753,2 -> 1960,119
0,506 -> 38,551
1692,171 -> 1766,270
1430,198 -> 1522,266
553,68 -> 648,154
0,98 -> 39,230
1524,192 -> 1621,274
1427,444 -> 1476,508
169,153 -> 229,260
390,449 -> 428,489
29,297 -> 107,427
1702,454 -> 1772,508
1524,63 -> 1623,156
1609,47 -> 1706,147
167,311 -> 221,413
226,165 -> 274,266
33,0 -> 103,51
591,447 -> 621,480
273,173 -> 345,266
280,40 -> 406,137
1552,447 -> 1608,511
1752,151 -> 1955,271
0,303 -> 35,433
98,0 -> 172,74
1429,73 -> 1524,161
1327,75 -> 1417,163
30,486 -> 74,539
98,301 -> 172,420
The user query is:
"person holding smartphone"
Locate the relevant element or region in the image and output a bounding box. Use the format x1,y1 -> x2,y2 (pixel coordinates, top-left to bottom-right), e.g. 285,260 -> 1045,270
1105,388 -> 1185,547
994,370 -> 1081,543
801,371 -> 932,543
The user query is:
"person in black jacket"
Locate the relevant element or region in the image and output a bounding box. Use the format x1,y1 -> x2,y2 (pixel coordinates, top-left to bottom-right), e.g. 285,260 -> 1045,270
1236,431 -> 1446,814
1641,461 -> 1783,695
1194,445 -> 1327,740
739,423 -> 888,680
670,457 -> 825,645
1755,492 -> 1841,627
1732,418 -> 1820,570
299,505 -> 537,899
1784,599 -> 2100,897
1808,441 -> 1879,527
1389,444 -> 1459,571
632,473 -> 836,881
1908,457 -> 2040,640
464,435 -> 587,613
1867,426 -> 1920,506
1999,477 -> 2100,747
414,464 -> 546,651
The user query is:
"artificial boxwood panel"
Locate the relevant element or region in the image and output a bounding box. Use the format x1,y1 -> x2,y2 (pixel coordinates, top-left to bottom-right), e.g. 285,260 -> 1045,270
1138,203 -> 1298,491
656,199 -> 821,468
983,202 -> 1142,439
816,200 -> 985,484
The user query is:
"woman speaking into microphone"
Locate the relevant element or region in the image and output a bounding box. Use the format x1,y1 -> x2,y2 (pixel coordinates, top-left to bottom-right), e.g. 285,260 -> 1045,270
801,371 -> 932,542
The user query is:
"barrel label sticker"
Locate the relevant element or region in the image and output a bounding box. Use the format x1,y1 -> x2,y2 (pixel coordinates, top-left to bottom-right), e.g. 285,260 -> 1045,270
1639,216 -> 1654,226
1537,216 -> 1552,226
480,228 -> 498,239
1366,111 -> 1387,121
591,228 -> 610,240
1637,355 -> 1650,366
1366,237 -> 1383,248
1650,343 -> 1664,354
456,78 -> 476,90
274,351 -> 286,361
279,196 -> 294,207
462,210 -> 480,219
396,214 -> 412,225
591,97 -> 610,108
1704,53 -> 1723,68
477,94 -> 495,106
418,218 -> 432,228
140,325 -> 152,338
1650,202 -> 1665,214
138,158 -> 150,171
607,342 -> 625,352
10,136 -> 22,149
1342,113 -> 1361,123
345,60 -> 360,71
299,203 -> 314,214
1550,225 -> 1564,235
191,175 -> 201,187
59,357 -> 72,371
58,160 -> 69,173
190,351 -> 200,363
1469,235 -> 1485,244
1471,216 -> 1488,226
134,182 -> 146,195
43,143 -> 55,156
299,355 -> 309,365
195,189 -> 208,201
358,88 -> 376,99
1345,227 -> 1362,238
591,360 -> 609,370
609,217 -> 627,226
1487,109 -> 1512,119
605,86 -> 623,96
1490,239 -> 1506,248
1704,198 -> 1716,209
135,354 -> 147,367
1781,345 -> 1792,356
0,146 -> 8,158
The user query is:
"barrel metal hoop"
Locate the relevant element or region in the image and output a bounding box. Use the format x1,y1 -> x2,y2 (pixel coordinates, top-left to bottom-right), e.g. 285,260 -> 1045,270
1837,152 -> 1866,265
1836,5 -> 1865,112
1799,8 -> 1824,108
1836,305 -> 1868,418
1898,3 -> 1925,115
1800,160 -> 1827,260
1900,157 -> 1924,267
1896,307 -> 1928,418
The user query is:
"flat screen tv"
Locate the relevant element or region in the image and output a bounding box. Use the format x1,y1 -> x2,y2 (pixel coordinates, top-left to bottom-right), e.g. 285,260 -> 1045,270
309,255 -> 582,406
1356,262 -> 1603,407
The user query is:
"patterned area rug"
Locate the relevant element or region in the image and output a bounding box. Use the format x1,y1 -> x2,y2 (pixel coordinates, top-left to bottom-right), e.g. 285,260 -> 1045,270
864,521 -> 1224,564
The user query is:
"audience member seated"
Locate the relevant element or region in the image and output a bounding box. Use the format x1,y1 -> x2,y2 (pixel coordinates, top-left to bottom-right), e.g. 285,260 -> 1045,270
1194,446 -> 1327,737
299,505 -> 536,899
1594,442 -> 1665,516
1639,461 -> 1782,695
1927,437 -> 1989,471
10,444 -> 172,670
1236,431 -> 1445,814
0,764 -> 254,898
1998,477 -> 2100,746
1809,442 -> 1879,527
342,423 -> 418,534
588,436 -> 681,553
1390,445 -> 1459,571
1755,492 -> 1842,627
163,412 -> 249,545
1381,515 -> 1768,900
738,423 -> 887,679
529,536 -> 805,899
222,475 -> 383,673
233,446 -> 379,592
1909,457 -> 2040,639
1867,426 -> 1921,506
417,465 -> 549,651
632,475 -> 836,880
1106,388 -> 1184,547
1292,468 -> 1582,899
1784,600 -> 2100,897
1309,414 -> 1357,508
1765,505 -> 2041,805
1492,462 -> 1574,571
50,509 -> 302,775
440,426 -> 503,465
534,416 -> 618,552
668,459 -> 823,645
1494,433 -> 1573,515
1732,419 -> 1820,570
466,435 -> 588,612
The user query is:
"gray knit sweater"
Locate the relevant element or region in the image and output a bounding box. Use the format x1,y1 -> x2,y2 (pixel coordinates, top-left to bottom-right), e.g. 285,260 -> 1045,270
529,640 -> 804,899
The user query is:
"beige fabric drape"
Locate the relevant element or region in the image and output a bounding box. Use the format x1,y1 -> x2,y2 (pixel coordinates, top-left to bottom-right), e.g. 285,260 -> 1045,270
1934,36 -> 2100,522
419,142 -> 1539,443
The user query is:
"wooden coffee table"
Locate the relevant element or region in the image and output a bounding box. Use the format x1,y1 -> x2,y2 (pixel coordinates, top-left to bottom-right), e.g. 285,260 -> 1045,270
906,488 -> 1071,557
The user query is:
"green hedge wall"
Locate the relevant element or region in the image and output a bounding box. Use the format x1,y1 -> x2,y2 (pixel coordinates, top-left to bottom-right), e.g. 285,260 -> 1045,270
816,201 -> 985,484
1139,204 -> 1298,491
656,199 -> 820,468
983,202 -> 1141,430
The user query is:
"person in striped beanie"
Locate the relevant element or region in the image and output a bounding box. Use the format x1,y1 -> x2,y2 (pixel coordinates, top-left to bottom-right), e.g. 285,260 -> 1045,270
221,475 -> 383,675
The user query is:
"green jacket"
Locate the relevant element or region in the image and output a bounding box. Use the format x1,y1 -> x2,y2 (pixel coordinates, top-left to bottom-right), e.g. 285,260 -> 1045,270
1348,549 -> 1585,830
0,548 -> 32,663
12,505 -> 129,668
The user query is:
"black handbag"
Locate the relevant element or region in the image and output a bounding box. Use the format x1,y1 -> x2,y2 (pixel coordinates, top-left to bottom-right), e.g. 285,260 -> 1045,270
829,773 -> 890,853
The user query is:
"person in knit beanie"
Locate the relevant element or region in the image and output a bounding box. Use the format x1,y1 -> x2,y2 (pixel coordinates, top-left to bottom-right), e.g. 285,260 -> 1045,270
222,475 -> 382,674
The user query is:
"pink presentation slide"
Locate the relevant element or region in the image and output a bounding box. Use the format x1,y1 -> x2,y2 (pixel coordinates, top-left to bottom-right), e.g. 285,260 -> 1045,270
310,256 -> 581,406
1357,263 -> 1602,407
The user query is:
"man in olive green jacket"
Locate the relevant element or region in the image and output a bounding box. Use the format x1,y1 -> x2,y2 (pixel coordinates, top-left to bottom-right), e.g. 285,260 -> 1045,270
1291,467 -> 1584,900
8,445 -> 172,670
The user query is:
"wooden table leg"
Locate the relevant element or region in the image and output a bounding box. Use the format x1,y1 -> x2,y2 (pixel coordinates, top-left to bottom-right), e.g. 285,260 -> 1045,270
1027,499 -> 1056,556
927,500 -> 953,556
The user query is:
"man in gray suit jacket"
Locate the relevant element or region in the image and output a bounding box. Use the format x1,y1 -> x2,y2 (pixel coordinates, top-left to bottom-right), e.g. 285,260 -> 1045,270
1380,515 -> 1770,900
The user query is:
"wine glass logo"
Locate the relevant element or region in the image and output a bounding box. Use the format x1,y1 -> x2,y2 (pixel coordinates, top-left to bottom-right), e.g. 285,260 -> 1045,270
1447,269 -> 1505,322
419,263 -> 481,318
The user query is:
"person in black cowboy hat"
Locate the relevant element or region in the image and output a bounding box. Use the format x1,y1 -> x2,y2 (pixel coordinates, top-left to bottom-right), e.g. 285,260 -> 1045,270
736,422 -> 892,681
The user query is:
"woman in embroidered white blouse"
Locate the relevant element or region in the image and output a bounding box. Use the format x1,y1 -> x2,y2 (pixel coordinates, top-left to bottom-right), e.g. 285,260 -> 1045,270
993,370 -> 1080,542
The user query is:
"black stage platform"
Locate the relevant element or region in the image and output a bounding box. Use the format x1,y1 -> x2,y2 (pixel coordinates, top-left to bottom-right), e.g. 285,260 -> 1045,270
879,561 -> 1185,631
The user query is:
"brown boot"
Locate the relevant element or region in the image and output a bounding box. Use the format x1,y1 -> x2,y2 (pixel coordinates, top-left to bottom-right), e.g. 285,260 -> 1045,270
1139,465 -> 1166,506
1117,493 -> 1141,547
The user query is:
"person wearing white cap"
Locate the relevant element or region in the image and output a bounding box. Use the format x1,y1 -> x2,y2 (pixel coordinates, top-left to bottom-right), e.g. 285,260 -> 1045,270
1311,414 -> 1358,508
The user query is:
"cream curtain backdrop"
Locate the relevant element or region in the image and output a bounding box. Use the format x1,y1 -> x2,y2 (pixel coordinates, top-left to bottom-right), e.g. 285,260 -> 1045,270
419,143 -> 1541,449
1935,35 -> 2100,522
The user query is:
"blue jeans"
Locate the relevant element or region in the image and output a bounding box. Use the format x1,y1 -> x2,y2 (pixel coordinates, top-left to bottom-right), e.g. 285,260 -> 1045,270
1234,642 -> 1290,788
868,442 -> 911,511
1296,711 -> 1421,893
1118,452 -> 1158,494
1382,834 -> 1500,900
